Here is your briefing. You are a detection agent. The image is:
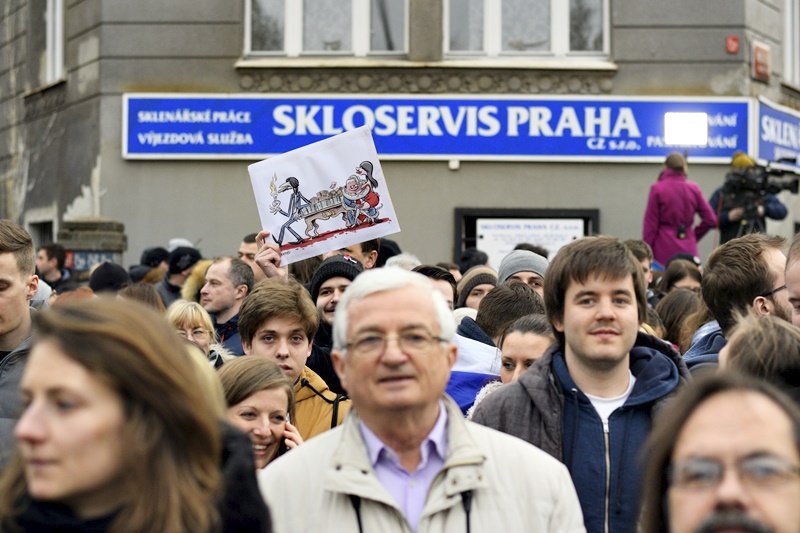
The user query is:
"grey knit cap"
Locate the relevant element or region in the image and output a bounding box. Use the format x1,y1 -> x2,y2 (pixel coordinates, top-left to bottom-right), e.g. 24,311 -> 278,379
497,250 -> 549,284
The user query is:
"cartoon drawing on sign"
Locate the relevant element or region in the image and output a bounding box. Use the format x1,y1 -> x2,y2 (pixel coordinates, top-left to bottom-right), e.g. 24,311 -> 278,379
343,161 -> 382,227
249,126 -> 401,265
269,176 -> 312,245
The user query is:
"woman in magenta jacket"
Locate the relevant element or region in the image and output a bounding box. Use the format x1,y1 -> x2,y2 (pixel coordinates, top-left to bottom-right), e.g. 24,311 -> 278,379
643,152 -> 718,266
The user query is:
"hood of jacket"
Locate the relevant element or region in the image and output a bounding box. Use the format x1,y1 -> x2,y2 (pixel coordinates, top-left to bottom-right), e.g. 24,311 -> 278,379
657,167 -> 687,182
455,317 -> 495,347
540,335 -> 681,533
295,366 -> 332,402
683,323 -> 725,371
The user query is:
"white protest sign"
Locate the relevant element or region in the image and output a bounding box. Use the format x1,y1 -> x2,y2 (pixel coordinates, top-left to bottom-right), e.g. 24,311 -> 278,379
477,218 -> 584,269
248,126 -> 401,265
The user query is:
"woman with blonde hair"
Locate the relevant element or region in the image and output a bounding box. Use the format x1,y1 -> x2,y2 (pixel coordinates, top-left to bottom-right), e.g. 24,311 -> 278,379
219,357 -> 303,469
166,300 -> 230,368
0,297 -> 270,531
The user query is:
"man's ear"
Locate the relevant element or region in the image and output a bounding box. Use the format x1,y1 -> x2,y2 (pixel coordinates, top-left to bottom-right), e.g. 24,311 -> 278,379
25,275 -> 38,302
551,317 -> 565,333
235,284 -> 248,300
242,341 -> 252,355
446,343 -> 457,371
753,296 -> 770,316
332,350 -> 347,390
365,250 -> 378,269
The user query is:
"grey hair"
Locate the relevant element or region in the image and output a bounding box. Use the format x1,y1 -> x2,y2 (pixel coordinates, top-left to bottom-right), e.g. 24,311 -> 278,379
332,267 -> 456,352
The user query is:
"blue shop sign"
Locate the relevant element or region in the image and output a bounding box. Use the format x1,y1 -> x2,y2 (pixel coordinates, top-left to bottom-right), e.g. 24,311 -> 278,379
758,97 -> 800,166
123,94 -> 751,162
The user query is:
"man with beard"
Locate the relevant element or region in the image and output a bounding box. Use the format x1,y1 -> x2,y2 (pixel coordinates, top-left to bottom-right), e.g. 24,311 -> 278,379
640,372 -> 800,533
684,234 -> 791,373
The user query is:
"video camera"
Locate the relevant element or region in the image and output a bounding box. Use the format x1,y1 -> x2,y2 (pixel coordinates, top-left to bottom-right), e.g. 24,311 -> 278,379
723,162 -> 800,197
721,158 -> 800,235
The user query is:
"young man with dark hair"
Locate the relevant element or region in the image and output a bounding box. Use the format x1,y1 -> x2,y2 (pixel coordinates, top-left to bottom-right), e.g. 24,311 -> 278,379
324,239 -> 380,269
238,232 -> 265,282
684,234 -> 790,372
201,257 -> 254,355
0,220 -> 39,463
413,265 -> 457,310
35,242 -> 70,292
472,235 -> 685,533
238,278 -> 349,440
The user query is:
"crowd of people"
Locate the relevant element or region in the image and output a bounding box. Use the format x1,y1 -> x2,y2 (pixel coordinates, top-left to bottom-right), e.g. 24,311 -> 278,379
0,151 -> 798,532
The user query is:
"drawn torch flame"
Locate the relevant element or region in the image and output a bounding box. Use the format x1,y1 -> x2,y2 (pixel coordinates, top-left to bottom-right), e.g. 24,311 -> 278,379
269,173 -> 281,210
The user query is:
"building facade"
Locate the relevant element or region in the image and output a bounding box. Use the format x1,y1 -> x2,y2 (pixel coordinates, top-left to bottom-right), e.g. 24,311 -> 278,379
1,0 -> 799,265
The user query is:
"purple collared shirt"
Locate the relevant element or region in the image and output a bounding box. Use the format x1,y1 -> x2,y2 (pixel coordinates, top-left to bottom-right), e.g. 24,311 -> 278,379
359,402 -> 448,532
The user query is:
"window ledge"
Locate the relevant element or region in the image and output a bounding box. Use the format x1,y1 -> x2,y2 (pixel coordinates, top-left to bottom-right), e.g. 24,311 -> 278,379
235,56 -> 618,72
23,78 -> 67,99
780,81 -> 800,98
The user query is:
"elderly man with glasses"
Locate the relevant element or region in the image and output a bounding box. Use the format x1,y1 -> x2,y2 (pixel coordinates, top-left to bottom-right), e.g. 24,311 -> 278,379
258,267 -> 585,533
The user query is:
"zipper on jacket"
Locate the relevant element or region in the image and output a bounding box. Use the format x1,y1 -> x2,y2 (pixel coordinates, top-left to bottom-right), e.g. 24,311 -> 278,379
603,421 -> 610,533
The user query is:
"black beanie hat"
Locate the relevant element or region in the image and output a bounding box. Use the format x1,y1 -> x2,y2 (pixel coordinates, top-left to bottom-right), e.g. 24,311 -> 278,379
89,262 -> 131,293
168,246 -> 202,275
140,246 -> 169,268
309,255 -> 364,301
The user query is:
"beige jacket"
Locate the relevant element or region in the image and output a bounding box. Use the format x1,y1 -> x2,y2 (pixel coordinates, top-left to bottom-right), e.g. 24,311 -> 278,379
259,397 -> 585,533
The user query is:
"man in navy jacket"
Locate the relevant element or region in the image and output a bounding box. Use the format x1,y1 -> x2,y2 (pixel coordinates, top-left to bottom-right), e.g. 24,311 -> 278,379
472,236 -> 687,533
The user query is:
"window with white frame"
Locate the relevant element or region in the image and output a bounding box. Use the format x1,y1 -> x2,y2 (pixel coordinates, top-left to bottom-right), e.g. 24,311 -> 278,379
786,0 -> 800,87
29,0 -> 64,85
446,0 -> 608,57
246,0 -> 408,56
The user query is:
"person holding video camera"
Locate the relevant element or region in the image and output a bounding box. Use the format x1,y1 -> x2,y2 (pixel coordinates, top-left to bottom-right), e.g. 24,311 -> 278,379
708,152 -> 788,244
643,152 -> 718,267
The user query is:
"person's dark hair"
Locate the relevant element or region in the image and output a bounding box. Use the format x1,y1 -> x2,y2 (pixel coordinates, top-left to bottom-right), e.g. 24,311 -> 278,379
0,298 -> 222,531
476,283 -> 546,340
288,255 -> 323,286
702,234 -> 785,334
640,372 -> 800,533
226,257 -> 255,295
360,239 -> 380,254
678,299 -> 714,354
623,239 -> 654,263
544,236 -> 646,346
0,220 -> 35,275
724,314 -> 800,403
435,261 -> 459,273
498,313 -> 553,351
513,242 -> 549,259
654,288 -> 701,348
657,259 -> 701,294
242,233 -> 257,244
644,307 -> 665,337
458,247 -> 489,274
39,243 -> 66,270
375,238 -> 400,268
412,265 -> 457,303
239,278 -> 319,346
119,282 -> 167,313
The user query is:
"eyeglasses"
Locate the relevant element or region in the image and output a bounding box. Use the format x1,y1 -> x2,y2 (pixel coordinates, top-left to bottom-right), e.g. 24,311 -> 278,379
669,455 -> 800,491
345,330 -> 449,357
759,284 -> 787,298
